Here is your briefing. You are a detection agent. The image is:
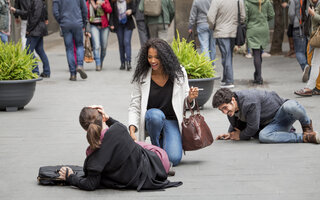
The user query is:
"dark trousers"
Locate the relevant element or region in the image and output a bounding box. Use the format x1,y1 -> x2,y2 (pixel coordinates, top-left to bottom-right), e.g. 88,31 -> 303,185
116,24 -> 133,64
252,48 -> 263,82
26,36 -> 50,75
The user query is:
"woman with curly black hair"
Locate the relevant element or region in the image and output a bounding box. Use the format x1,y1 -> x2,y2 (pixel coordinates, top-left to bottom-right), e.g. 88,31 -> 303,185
128,38 -> 199,166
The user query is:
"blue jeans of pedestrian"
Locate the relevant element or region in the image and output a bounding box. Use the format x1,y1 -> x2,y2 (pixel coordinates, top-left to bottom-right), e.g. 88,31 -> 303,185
293,28 -> 307,71
259,100 -> 310,143
116,24 -> 133,64
216,38 -> 235,84
26,36 -> 50,75
91,25 -> 109,67
145,108 -> 183,166
0,32 -> 8,43
197,23 -> 216,64
61,26 -> 84,75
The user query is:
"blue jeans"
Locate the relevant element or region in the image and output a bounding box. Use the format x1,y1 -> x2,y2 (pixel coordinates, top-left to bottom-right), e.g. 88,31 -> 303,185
145,108 -> 183,166
116,24 -> 133,64
0,32 -> 8,43
91,25 -> 109,67
216,38 -> 235,84
26,36 -> 50,75
61,26 -> 84,75
259,100 -> 310,143
197,23 -> 216,64
293,28 -> 307,71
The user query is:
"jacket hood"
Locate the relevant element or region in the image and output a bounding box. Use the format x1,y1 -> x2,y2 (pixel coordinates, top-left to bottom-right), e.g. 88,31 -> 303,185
246,0 -> 266,4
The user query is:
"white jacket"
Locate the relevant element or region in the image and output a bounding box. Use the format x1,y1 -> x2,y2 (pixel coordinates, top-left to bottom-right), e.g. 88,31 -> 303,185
207,0 -> 245,38
128,66 -> 190,141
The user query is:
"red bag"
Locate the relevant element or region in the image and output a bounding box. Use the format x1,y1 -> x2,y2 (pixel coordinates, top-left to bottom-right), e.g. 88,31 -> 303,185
181,98 -> 214,151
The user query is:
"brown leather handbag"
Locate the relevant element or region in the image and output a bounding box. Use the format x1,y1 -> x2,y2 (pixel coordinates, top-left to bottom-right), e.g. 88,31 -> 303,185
181,98 -> 214,151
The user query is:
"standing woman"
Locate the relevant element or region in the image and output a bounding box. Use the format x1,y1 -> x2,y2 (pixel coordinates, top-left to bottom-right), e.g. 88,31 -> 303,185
109,0 -> 135,71
294,0 -> 320,96
86,0 -> 112,71
11,0 -> 51,77
245,0 -> 274,85
0,0 -> 10,43
128,38 -> 199,166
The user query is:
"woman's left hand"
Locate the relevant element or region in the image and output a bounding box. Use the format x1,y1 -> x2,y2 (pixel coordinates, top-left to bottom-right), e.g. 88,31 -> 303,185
126,9 -> 132,16
188,87 -> 199,102
58,167 -> 74,180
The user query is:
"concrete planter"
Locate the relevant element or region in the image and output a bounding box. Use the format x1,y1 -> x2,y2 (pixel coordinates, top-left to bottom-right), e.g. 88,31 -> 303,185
188,77 -> 220,108
0,78 -> 42,111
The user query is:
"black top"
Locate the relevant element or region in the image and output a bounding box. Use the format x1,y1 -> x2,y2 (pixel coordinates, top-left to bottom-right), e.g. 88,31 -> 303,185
109,1 -> 136,31
66,117 -> 182,191
147,79 -> 177,120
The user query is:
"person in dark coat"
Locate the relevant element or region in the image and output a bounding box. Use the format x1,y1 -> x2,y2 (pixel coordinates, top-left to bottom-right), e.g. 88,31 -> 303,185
11,0 -> 50,77
109,0 -> 135,71
58,105 -> 182,191
13,0 -> 31,49
212,88 -> 319,144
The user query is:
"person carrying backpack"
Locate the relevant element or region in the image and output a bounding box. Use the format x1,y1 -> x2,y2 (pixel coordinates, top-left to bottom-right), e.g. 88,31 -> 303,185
138,0 -> 174,41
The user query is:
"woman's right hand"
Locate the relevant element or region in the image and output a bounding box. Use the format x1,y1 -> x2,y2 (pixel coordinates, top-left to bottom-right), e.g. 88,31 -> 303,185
110,26 -> 115,30
88,105 -> 109,122
129,125 -> 137,141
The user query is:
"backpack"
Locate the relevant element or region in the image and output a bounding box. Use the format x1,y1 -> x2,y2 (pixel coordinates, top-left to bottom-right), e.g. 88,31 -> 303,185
144,0 -> 162,16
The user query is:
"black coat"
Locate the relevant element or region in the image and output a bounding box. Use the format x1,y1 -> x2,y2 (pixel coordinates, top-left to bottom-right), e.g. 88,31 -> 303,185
15,0 -> 48,37
14,0 -> 31,20
66,118 -> 182,191
109,1 -> 136,31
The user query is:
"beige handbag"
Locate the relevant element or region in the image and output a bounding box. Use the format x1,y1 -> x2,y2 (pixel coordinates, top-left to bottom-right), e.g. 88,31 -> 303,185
310,27 -> 320,48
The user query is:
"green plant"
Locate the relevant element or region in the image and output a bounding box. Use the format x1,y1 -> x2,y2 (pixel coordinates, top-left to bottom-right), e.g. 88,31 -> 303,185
0,41 -> 38,80
171,31 -> 216,79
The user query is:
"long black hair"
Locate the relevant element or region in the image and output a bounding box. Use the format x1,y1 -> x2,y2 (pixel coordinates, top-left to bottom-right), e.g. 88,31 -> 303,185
132,38 -> 184,83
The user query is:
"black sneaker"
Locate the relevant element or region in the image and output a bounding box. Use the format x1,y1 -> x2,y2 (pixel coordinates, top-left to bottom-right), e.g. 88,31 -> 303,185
40,73 -> 50,78
120,63 -> 125,70
76,67 -> 87,79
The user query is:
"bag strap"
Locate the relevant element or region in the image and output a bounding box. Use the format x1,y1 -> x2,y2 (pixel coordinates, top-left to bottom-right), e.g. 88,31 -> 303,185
237,0 -> 240,25
183,97 -> 200,120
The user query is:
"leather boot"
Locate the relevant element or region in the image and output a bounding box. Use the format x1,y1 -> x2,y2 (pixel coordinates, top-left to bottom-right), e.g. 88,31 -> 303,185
303,131 -> 320,144
302,120 -> 313,133
126,61 -> 132,71
120,63 -> 125,70
286,37 -> 295,57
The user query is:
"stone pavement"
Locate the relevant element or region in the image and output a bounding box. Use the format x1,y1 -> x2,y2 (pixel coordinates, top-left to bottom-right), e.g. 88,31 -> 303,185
0,30 -> 320,200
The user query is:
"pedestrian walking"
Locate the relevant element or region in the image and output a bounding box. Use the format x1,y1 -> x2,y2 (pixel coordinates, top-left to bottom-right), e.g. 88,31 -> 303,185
11,0 -> 51,77
245,0 -> 274,85
132,0 -> 149,47
53,0 -> 89,81
110,0 -> 135,71
86,0 -> 112,71
0,0 -> 10,43
188,0 -> 216,64
13,0 -> 30,49
207,0 -> 246,88
212,88 -> 320,144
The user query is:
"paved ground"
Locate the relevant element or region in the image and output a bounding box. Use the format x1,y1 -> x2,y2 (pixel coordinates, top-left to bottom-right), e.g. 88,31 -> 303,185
1,30 -> 320,200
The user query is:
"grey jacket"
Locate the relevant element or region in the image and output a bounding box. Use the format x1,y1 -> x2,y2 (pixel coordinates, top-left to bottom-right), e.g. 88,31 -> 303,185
0,0 -> 9,32
207,0 -> 245,38
228,89 -> 287,140
188,0 -> 212,29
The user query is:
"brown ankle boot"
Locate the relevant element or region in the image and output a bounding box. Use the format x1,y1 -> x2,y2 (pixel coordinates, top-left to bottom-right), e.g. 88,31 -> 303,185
303,131 -> 319,144
286,37 -> 295,57
302,120 -> 313,133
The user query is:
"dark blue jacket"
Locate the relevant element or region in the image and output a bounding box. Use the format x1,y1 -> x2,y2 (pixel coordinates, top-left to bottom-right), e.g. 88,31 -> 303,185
52,0 -> 87,29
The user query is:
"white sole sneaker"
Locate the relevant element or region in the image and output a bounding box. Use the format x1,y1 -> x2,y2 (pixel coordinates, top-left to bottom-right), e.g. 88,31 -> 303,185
220,84 -> 234,88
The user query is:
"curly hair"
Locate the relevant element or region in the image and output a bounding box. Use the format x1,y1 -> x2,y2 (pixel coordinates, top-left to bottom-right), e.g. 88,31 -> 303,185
212,88 -> 235,108
132,38 -> 184,83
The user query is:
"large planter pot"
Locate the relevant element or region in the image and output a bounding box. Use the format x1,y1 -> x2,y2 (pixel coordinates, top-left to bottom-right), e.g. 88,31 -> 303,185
188,77 -> 220,108
0,78 -> 42,111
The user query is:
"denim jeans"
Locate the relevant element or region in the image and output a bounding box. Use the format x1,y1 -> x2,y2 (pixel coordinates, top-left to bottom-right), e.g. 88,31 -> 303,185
293,28 -> 307,71
216,38 -> 235,84
197,23 -> 216,64
259,100 -> 310,143
145,108 -> 183,166
91,25 -> 109,67
116,24 -> 133,64
0,32 -> 8,43
61,26 -> 84,75
26,36 -> 50,75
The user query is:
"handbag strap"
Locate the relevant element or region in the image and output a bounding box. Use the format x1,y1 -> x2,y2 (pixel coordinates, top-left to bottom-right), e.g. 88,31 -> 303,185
183,98 -> 200,120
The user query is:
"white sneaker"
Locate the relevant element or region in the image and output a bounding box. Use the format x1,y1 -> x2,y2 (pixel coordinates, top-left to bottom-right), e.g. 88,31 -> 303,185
262,52 -> 271,58
302,65 -> 311,82
245,53 -> 252,59
220,83 -> 234,88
